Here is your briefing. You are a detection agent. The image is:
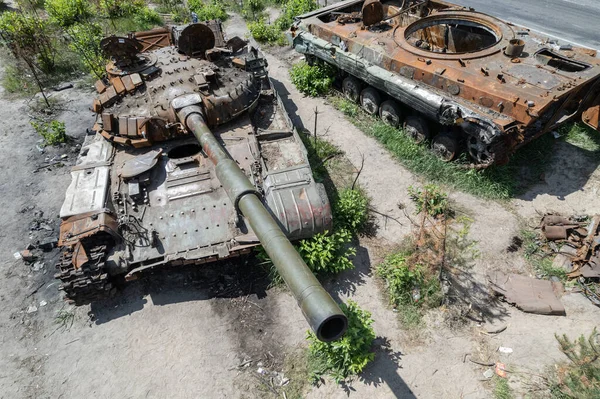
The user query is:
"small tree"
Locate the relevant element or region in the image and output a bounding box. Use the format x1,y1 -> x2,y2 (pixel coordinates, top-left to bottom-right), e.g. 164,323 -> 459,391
0,11 -> 55,105
45,0 -> 93,28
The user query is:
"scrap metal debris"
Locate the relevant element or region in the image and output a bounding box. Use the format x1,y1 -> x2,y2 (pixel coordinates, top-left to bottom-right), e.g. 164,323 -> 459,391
542,214 -> 600,306
489,271 -> 566,315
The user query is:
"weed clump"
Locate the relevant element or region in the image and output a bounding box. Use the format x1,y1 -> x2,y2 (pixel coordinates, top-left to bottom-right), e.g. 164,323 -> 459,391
290,62 -> 336,97
334,188 -> 369,233
307,300 -> 375,383
408,184 -> 448,217
31,120 -> 68,145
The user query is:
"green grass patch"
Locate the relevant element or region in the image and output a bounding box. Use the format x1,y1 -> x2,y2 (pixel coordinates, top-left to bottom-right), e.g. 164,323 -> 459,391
328,95 -> 558,200
558,122 -> 600,154
31,120 -> 68,145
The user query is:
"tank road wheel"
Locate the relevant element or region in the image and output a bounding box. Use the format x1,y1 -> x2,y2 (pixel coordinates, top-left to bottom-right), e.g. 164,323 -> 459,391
432,134 -> 458,162
467,136 -> 495,165
404,115 -> 430,144
342,76 -> 361,103
379,100 -> 402,128
360,87 -> 381,115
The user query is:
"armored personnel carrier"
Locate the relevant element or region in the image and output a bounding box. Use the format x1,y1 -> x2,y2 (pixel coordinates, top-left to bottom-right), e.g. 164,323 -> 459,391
289,0 -> 600,165
55,21 -> 347,341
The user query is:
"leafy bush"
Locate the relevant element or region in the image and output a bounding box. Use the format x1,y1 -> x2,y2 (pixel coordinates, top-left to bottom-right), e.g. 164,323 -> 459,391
0,11 -> 56,72
334,188 -> 369,234
290,62 -> 336,97
31,120 -> 68,145
299,229 -> 355,274
307,300 -> 375,383
45,0 -> 92,27
551,328 -> 600,398
275,0 -> 317,31
248,19 -> 284,44
376,251 -> 441,309
99,0 -> 146,18
134,7 -> 163,26
188,0 -> 228,21
408,184 -> 448,217
67,22 -> 105,77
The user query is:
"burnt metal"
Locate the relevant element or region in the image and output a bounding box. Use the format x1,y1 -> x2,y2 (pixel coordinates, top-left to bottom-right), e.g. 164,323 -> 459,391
290,0 -> 600,166
55,21 -> 346,341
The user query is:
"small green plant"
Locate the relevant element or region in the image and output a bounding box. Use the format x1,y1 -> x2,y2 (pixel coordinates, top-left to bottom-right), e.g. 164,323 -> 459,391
550,328 -> 600,398
45,0 -> 93,27
493,376 -> 513,399
275,0 -> 317,31
377,251 -> 441,308
290,62 -> 337,97
67,22 -> 105,78
31,120 -> 68,145
307,300 -> 375,383
334,188 -> 369,235
54,308 -> 75,331
188,0 -> 228,21
408,184 -> 448,217
248,19 -> 284,44
298,229 -> 356,274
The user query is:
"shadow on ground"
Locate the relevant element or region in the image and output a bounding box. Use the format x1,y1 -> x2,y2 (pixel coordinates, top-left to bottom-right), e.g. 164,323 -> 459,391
90,257 -> 270,324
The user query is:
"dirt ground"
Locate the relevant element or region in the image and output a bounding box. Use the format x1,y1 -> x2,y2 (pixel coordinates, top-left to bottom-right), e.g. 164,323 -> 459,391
0,13 -> 599,399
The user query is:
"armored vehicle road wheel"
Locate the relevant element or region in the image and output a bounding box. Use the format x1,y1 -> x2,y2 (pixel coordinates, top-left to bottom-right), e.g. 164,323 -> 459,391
404,115 -> 430,143
432,134 -> 458,162
342,76 -> 361,103
360,87 -> 381,115
467,135 -> 495,165
379,100 -> 402,128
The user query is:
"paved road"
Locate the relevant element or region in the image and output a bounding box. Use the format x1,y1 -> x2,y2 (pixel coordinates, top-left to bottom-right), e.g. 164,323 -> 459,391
450,0 -> 600,50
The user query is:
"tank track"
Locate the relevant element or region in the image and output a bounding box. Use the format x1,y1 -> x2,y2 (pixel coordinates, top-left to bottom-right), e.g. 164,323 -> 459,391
55,237 -> 114,305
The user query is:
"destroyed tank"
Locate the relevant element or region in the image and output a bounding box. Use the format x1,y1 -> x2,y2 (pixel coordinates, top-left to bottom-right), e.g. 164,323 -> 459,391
289,0 -> 600,165
55,21 -> 347,341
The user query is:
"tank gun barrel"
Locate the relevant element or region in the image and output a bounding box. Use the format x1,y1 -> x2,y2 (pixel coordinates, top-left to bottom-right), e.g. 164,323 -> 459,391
177,104 -> 348,342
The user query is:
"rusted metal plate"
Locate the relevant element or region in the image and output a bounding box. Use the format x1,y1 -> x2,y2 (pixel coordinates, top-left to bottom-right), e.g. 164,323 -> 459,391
59,211 -> 118,247
489,271 -> 565,316
132,27 -> 172,51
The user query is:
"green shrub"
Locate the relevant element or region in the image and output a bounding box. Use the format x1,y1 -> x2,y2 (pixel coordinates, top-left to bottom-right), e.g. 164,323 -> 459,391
99,0 -> 146,18
376,251 -> 441,309
290,61 -> 336,97
248,19 -> 284,44
188,0 -> 228,21
0,11 -> 56,72
67,22 -> 105,77
307,300 -> 375,383
298,229 -> 355,274
45,0 -> 93,27
31,120 -> 68,145
408,184 -> 448,217
334,188 -> 368,234
134,7 -> 163,26
275,0 -> 317,31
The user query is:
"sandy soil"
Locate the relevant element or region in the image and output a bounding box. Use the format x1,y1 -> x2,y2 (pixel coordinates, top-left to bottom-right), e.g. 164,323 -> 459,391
0,13 -> 599,399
